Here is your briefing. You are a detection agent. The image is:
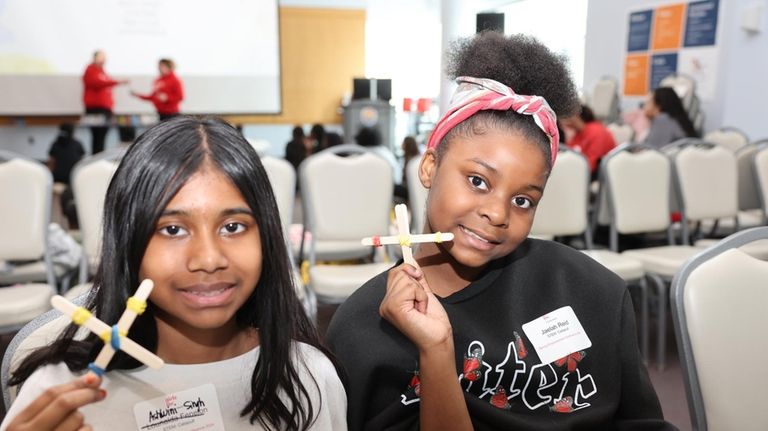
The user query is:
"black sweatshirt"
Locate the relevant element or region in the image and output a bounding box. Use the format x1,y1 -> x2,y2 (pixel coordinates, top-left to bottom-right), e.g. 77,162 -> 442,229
327,239 -> 677,431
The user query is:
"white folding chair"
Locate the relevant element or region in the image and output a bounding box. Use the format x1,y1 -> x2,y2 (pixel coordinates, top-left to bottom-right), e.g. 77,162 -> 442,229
671,227 -> 768,431
261,156 -> 296,233
299,144 -> 393,316
703,127 -> 749,153
597,144 -> 702,369
606,123 -> 634,145
590,76 -> 620,123
531,149 -> 649,358
2,295 -> 88,409
755,142 -> 768,225
0,151 -> 58,333
672,143 -> 739,244
405,156 -> 428,234
71,150 -> 123,285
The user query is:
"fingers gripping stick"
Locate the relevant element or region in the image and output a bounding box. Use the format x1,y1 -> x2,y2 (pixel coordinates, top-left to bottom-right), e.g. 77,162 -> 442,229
50,279 -> 164,379
361,203 -> 453,266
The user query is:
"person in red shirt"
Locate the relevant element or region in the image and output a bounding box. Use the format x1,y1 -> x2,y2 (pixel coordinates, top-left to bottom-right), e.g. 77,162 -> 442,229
131,58 -> 184,121
82,50 -> 128,154
561,104 -> 617,179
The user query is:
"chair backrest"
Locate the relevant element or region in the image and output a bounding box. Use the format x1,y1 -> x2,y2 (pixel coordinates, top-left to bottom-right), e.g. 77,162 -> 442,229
299,144 -> 393,258
0,152 -> 55,287
0,154 -> 52,263
591,77 -> 619,123
601,144 -> 672,236
2,295 -> 88,409
671,227 -> 768,431
261,156 -> 296,231
606,123 -> 634,145
673,144 -> 738,222
71,151 -> 122,283
735,144 -> 760,211
703,128 -> 749,153
754,143 -> 768,224
406,156 -> 428,234
530,150 -> 591,242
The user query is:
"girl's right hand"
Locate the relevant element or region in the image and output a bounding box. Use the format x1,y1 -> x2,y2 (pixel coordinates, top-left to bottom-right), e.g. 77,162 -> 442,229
379,263 -> 453,352
5,373 -> 106,431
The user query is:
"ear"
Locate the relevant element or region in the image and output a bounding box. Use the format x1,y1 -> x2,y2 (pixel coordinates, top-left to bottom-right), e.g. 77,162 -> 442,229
419,149 -> 437,189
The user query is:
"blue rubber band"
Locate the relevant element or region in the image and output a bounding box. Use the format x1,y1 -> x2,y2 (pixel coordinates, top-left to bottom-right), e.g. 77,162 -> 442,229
87,363 -> 105,377
110,325 -> 120,351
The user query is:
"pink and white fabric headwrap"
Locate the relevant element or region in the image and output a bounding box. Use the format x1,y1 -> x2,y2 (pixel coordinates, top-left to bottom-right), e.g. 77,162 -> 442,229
427,76 -> 560,165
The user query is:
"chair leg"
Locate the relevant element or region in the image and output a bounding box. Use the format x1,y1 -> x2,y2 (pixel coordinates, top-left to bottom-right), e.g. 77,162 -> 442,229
637,277 -> 650,363
649,273 -> 667,371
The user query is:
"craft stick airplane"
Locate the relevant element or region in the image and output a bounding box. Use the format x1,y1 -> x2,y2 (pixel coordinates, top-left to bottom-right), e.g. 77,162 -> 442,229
50,279 -> 164,377
361,203 -> 453,266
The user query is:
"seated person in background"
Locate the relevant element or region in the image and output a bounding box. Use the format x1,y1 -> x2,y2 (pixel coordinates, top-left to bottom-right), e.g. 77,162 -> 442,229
355,127 -> 400,184
560,104 -> 616,178
285,125 -> 308,173
310,124 -> 327,153
643,87 -> 698,149
399,136 -> 422,197
326,132 -> 344,149
47,123 -> 85,228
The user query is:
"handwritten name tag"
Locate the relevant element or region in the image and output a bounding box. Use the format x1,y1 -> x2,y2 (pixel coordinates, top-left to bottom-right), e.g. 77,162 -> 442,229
133,383 -> 224,431
522,306 -> 592,365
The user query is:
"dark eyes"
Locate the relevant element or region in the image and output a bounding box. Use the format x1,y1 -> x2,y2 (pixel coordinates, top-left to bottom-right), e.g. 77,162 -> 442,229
468,176 -> 534,209
158,222 -> 246,237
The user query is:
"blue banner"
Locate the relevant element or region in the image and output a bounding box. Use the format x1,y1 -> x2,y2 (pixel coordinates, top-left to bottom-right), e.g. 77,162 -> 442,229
627,9 -> 653,52
650,53 -> 678,89
684,0 -> 719,47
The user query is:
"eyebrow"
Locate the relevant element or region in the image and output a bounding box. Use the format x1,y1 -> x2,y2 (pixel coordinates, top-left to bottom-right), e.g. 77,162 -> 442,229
467,158 -> 545,194
159,207 -> 254,218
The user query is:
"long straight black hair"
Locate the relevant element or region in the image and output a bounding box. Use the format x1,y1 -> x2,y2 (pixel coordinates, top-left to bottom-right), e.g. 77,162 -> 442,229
11,116 -> 339,430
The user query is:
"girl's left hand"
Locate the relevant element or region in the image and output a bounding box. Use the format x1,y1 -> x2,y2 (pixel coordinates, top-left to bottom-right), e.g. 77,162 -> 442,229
379,263 -> 452,352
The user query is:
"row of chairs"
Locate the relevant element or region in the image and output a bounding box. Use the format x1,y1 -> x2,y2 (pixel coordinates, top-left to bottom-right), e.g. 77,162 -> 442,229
529,142 -> 768,370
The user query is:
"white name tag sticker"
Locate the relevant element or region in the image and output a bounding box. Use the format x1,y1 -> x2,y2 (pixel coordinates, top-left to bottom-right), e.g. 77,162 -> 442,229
133,383 -> 224,431
522,306 -> 592,365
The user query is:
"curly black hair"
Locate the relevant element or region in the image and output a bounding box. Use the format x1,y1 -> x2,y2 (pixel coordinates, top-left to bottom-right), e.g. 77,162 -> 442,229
439,32 -> 580,171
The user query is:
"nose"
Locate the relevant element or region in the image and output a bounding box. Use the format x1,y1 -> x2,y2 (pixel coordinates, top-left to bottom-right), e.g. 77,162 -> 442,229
478,194 -> 509,228
187,231 -> 228,273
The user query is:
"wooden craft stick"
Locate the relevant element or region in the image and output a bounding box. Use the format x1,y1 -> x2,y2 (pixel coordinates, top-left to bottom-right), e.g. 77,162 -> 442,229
360,203 -> 454,267
50,280 -> 164,373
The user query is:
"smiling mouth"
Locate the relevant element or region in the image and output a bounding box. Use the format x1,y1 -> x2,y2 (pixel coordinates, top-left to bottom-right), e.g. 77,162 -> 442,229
182,286 -> 232,297
460,225 -> 498,244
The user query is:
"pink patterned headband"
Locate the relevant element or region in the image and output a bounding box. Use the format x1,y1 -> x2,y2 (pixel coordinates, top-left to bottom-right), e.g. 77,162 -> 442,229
427,76 -> 560,165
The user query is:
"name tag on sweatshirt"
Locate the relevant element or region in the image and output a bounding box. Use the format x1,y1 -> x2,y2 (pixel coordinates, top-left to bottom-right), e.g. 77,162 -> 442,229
133,383 -> 224,431
522,306 -> 592,365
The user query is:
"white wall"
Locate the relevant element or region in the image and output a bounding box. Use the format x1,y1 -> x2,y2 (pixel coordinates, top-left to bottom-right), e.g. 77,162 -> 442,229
584,0 -> 768,139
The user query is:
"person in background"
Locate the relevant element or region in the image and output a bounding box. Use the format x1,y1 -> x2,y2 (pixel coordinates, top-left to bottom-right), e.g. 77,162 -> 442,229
47,123 -> 85,228
131,58 -> 184,121
285,125 -> 308,173
82,50 -> 128,154
643,87 -> 698,149
325,132 -> 344,149
309,124 -> 327,153
560,104 -> 617,178
399,136 -> 422,197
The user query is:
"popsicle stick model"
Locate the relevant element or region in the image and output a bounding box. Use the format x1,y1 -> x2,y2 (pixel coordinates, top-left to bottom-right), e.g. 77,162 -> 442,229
361,203 -> 453,266
50,279 -> 164,377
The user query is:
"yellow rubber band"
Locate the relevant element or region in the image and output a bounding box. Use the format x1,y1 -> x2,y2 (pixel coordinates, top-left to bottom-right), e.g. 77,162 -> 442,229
435,232 -> 442,243
126,297 -> 147,314
71,307 -> 92,326
399,235 -> 411,247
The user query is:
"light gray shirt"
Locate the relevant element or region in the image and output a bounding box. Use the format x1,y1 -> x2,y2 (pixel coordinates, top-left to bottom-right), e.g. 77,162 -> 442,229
2,343 -> 347,431
644,112 -> 687,149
